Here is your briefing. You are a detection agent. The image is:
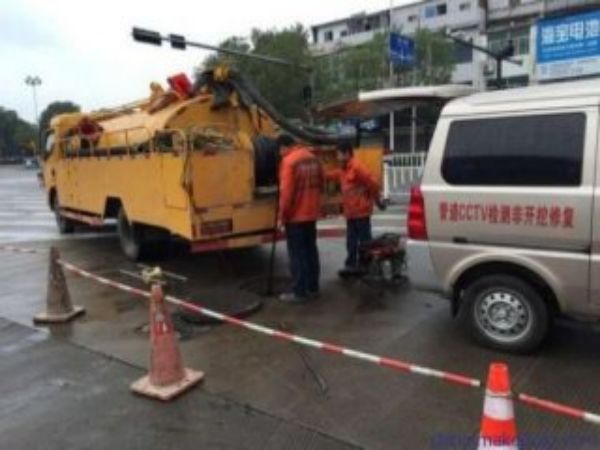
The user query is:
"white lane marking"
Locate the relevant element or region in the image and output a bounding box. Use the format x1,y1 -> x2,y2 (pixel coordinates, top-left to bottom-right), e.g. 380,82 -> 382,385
0,223 -> 57,229
373,214 -> 407,221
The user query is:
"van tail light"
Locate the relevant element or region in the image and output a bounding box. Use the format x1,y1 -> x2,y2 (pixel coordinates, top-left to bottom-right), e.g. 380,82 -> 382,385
408,185 -> 428,240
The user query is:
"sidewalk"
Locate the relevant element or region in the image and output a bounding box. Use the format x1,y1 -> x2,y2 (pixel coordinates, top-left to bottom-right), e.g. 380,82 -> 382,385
0,318 -> 358,450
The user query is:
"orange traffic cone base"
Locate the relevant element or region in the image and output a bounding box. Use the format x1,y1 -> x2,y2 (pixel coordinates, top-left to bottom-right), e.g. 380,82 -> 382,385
33,305 -> 85,324
131,368 -> 204,401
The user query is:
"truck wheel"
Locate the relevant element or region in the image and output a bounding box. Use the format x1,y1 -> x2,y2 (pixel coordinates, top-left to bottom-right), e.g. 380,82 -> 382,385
53,194 -> 74,234
117,207 -> 168,261
117,207 -> 145,260
460,274 -> 550,354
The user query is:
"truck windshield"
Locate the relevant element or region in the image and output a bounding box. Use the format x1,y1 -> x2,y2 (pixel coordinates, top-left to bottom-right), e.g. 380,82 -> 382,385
43,132 -> 55,159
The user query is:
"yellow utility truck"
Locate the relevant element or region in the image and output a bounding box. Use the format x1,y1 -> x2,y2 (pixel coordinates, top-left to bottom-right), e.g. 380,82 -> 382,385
41,68 -> 383,259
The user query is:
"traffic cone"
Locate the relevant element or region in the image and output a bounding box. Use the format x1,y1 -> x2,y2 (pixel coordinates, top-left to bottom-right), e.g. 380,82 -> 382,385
478,363 -> 519,449
131,284 -> 204,401
34,246 -> 85,324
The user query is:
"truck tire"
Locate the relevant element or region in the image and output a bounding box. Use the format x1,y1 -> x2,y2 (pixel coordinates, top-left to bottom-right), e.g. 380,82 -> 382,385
460,274 -> 550,354
53,194 -> 75,234
117,207 -> 168,261
117,207 -> 146,260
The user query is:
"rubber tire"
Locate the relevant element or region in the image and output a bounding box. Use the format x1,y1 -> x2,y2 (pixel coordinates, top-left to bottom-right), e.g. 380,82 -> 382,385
117,207 -> 169,261
460,274 -> 550,354
117,207 -> 145,261
53,194 -> 75,234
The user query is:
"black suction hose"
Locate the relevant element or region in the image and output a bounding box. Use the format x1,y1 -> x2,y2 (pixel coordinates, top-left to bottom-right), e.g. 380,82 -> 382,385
265,178 -> 280,296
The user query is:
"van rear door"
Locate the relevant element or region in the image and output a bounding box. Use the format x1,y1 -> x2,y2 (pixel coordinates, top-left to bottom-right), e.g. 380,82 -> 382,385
588,106 -> 600,314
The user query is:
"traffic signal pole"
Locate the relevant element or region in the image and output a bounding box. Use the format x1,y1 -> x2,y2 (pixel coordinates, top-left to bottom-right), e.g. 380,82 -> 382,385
445,33 -> 522,89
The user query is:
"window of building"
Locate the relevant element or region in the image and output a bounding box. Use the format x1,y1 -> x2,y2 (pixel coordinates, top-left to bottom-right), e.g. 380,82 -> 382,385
324,30 -> 334,42
341,30 -> 348,37
408,14 -> 418,22
437,3 -> 447,15
424,5 -> 436,18
442,113 -> 586,186
454,42 -> 473,64
459,2 -> 471,11
488,26 -> 530,56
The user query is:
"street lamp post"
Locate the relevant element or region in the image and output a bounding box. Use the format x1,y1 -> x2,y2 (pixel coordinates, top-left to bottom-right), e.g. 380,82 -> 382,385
25,75 -> 42,124
25,76 -> 42,155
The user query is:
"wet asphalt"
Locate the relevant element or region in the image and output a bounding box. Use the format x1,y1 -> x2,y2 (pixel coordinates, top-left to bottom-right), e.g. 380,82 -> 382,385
0,165 -> 599,450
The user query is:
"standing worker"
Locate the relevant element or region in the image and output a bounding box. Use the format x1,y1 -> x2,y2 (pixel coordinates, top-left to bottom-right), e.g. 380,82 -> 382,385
327,141 -> 381,277
277,134 -> 324,303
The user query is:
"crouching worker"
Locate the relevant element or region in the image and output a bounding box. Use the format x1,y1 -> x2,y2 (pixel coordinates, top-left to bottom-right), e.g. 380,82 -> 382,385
327,141 -> 381,277
277,134 -> 324,303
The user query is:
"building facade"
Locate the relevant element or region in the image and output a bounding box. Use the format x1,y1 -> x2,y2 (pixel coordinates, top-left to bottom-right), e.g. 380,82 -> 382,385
310,0 -> 600,88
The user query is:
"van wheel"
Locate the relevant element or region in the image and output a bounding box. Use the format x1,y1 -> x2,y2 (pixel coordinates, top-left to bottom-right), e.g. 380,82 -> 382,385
117,207 -> 168,261
53,194 -> 74,234
460,274 -> 550,354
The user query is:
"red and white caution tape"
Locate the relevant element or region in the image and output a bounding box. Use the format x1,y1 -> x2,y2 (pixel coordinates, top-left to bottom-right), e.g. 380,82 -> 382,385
57,259 -> 481,389
517,393 -> 600,426
3,244 -> 599,426
59,260 -> 149,298
60,259 -> 600,425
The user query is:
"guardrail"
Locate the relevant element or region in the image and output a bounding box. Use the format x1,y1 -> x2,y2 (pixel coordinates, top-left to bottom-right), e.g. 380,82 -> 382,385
383,151 -> 427,201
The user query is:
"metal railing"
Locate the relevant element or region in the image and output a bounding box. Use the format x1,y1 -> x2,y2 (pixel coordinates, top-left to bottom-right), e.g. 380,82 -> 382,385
383,151 -> 427,201
57,126 -> 188,158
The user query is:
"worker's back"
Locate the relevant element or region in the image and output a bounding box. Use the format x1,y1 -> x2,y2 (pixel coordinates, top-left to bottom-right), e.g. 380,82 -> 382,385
279,146 -> 323,223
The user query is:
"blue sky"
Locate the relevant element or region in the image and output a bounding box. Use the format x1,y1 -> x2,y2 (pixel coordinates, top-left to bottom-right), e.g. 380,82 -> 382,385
1,0 -> 410,124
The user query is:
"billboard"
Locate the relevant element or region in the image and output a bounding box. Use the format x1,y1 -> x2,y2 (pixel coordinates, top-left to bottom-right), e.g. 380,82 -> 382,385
536,10 -> 600,81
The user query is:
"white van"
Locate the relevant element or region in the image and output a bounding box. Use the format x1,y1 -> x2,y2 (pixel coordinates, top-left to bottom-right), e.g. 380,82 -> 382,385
407,79 -> 600,353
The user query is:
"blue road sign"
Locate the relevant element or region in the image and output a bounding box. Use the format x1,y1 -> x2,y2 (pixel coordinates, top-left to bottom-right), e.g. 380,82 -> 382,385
389,32 -> 415,67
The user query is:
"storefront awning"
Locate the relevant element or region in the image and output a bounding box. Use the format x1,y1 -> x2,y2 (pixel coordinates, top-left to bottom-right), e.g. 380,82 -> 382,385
315,85 -> 478,120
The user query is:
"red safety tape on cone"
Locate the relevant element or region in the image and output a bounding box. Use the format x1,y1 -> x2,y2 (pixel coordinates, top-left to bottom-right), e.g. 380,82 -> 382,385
478,363 -> 518,450
131,284 -> 204,401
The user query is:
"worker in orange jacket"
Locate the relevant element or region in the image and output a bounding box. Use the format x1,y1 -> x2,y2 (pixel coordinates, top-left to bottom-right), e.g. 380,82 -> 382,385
326,141 -> 381,276
277,134 -> 324,303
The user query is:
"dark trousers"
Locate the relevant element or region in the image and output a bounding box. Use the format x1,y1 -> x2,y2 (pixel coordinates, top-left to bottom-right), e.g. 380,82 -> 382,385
345,217 -> 372,268
285,221 -> 320,297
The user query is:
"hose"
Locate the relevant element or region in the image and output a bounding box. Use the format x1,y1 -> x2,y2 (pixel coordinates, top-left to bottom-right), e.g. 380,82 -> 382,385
265,178 -> 280,296
194,68 -> 352,145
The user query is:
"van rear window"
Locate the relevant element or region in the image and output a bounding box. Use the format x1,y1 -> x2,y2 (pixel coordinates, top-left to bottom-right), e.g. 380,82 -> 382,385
442,113 -> 585,186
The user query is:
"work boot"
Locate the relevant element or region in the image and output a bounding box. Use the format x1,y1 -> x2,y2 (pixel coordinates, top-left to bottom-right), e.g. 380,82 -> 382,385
278,292 -> 308,304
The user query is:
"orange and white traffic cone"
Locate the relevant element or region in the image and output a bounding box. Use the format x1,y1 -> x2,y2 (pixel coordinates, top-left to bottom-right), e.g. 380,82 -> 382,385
478,362 -> 519,449
131,284 -> 204,401
34,246 -> 85,324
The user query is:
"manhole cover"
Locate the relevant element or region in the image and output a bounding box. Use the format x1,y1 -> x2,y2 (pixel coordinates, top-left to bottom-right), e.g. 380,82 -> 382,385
177,288 -> 263,326
239,276 -> 292,297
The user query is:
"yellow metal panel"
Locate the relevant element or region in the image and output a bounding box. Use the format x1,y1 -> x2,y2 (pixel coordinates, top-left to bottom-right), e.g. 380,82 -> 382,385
160,153 -> 188,210
355,146 -> 384,184
190,150 -> 253,209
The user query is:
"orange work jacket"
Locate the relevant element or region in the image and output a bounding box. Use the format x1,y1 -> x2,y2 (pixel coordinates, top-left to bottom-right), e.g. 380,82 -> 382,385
279,146 -> 324,224
327,157 -> 380,219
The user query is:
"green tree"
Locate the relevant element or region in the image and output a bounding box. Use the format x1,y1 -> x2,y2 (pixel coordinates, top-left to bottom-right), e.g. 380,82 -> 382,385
199,25 -> 311,118
313,33 -> 389,105
39,101 -> 80,136
313,29 -> 456,105
0,108 -> 36,158
397,28 -> 455,87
